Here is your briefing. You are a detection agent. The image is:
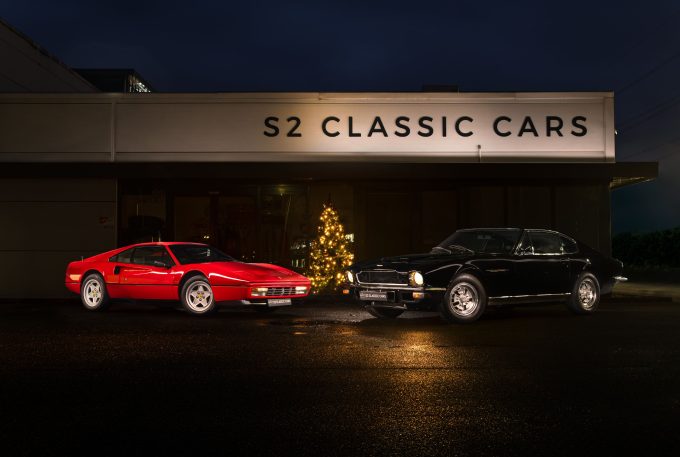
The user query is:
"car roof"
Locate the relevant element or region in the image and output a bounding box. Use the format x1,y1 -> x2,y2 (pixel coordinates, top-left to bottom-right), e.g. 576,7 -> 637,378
119,241 -> 208,249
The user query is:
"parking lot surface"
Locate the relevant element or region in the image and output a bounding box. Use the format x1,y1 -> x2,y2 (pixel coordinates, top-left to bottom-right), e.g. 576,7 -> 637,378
1,297 -> 679,456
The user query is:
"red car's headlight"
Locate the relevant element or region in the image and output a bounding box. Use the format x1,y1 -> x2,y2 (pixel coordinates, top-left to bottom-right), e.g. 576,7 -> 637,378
251,287 -> 268,296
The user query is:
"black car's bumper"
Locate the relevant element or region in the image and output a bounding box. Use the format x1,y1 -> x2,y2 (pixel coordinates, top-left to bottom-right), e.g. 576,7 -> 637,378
345,284 -> 443,310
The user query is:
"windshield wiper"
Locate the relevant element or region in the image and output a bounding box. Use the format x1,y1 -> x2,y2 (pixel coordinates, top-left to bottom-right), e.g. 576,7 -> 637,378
431,246 -> 451,254
448,244 -> 475,254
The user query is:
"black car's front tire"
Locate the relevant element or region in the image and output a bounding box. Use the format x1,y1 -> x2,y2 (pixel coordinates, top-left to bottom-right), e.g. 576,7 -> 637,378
364,304 -> 404,319
566,272 -> 600,315
440,274 -> 487,324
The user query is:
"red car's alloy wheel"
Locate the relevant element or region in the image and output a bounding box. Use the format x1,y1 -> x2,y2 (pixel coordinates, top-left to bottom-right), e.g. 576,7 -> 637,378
182,278 -> 216,315
80,273 -> 110,311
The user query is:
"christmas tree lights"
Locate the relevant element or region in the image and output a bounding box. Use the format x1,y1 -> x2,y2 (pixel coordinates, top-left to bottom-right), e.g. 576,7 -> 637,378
306,203 -> 354,292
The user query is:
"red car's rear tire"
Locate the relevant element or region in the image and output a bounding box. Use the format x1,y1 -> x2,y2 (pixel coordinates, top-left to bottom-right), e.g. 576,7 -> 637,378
80,273 -> 110,311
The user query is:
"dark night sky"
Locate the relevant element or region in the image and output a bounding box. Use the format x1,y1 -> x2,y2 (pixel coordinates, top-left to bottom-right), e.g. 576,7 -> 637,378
2,1 -> 679,233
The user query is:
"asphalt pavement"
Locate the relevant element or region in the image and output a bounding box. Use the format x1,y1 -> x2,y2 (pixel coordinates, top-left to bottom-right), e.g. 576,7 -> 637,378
1,297 -> 679,456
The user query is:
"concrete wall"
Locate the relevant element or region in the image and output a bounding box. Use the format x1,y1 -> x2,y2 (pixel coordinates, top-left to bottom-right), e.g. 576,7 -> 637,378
0,179 -> 116,298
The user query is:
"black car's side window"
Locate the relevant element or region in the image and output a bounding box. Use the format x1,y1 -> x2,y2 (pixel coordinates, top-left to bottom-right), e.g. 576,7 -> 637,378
516,233 -> 533,254
529,232 -> 563,255
560,236 -> 578,254
131,246 -> 175,267
109,247 -> 134,263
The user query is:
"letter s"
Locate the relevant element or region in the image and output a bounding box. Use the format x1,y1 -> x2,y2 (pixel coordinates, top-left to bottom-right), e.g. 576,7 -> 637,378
571,116 -> 587,137
263,116 -> 279,137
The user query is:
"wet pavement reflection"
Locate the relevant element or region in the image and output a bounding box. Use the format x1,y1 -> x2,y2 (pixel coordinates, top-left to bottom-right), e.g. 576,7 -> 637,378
1,298 -> 679,456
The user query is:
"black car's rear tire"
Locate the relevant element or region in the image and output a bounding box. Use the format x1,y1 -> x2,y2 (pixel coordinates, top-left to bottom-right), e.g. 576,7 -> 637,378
566,272 -> 600,315
364,304 -> 404,319
440,274 -> 487,324
80,273 -> 110,311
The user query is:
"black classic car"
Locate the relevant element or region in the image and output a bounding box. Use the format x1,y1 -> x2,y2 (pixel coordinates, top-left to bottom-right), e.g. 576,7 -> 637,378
345,228 -> 627,323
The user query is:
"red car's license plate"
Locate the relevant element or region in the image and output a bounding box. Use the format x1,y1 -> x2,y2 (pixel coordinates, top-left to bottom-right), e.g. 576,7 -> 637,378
268,298 -> 292,307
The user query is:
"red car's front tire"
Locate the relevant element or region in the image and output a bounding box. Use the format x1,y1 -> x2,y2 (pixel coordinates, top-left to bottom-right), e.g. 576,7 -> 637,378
180,276 -> 217,315
80,273 -> 110,311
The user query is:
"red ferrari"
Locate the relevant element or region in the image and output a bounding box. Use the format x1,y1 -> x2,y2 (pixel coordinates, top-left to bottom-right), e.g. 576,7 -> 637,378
65,242 -> 311,315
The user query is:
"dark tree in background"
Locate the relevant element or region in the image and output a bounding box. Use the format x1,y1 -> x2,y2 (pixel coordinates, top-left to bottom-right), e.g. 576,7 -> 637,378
613,227 -> 680,268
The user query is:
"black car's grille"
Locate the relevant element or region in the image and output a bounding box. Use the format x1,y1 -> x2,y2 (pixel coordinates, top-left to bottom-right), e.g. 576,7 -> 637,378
266,287 -> 300,296
357,270 -> 407,285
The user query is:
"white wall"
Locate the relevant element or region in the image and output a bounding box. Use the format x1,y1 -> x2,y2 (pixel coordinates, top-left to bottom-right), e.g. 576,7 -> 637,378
0,179 -> 116,298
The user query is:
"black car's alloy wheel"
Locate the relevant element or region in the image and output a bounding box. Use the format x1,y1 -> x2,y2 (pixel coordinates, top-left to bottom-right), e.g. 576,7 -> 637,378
566,272 -> 600,315
441,274 -> 487,324
364,304 -> 404,319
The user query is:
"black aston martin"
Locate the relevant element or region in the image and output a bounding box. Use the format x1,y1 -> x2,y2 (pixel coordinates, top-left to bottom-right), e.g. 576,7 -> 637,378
345,228 -> 627,323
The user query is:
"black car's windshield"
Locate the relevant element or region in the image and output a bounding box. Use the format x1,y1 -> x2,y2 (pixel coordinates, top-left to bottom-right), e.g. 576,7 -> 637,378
434,229 -> 522,255
168,244 -> 235,264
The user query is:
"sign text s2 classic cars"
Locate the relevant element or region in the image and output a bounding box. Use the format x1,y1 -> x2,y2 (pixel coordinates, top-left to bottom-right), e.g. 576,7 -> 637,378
263,115 -> 588,139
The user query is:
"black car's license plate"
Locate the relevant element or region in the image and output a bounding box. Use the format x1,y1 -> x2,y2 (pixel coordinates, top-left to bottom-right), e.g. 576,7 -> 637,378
359,291 -> 389,301
268,298 -> 292,307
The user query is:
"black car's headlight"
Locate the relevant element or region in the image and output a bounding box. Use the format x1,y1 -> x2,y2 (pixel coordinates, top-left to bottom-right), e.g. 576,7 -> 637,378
409,271 -> 424,287
345,271 -> 355,283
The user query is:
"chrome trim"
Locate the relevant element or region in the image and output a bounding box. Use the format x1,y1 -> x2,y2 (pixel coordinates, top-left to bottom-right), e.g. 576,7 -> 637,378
356,284 -> 422,291
491,292 -> 571,300
488,292 -> 571,305
614,276 -> 628,282
356,269 -> 408,287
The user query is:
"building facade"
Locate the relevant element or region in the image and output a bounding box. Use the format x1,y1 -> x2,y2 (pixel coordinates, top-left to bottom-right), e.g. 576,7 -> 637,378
0,20 -> 657,299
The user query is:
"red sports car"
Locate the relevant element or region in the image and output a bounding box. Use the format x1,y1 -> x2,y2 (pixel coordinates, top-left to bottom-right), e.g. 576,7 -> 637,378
65,242 -> 311,315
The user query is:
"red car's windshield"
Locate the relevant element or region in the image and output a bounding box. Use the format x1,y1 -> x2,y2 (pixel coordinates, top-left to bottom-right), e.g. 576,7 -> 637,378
169,244 -> 235,265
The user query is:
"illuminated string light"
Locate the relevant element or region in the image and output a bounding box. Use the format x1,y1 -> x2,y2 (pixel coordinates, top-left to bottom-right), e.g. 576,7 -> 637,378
306,203 -> 354,293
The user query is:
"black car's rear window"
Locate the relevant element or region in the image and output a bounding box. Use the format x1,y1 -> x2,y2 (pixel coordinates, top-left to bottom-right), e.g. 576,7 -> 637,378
169,244 -> 234,265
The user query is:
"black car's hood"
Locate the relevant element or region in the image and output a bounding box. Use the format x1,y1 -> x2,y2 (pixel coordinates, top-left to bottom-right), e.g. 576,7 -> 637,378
352,251 -> 472,273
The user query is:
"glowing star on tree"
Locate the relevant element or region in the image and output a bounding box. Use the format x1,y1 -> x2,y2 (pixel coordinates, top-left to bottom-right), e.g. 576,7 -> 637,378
306,203 -> 354,293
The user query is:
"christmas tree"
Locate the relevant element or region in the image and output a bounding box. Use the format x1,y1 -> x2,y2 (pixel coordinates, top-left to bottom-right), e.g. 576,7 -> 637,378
306,203 -> 354,292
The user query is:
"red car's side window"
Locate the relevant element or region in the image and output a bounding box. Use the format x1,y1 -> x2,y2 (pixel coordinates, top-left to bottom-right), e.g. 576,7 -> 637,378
131,246 -> 175,268
109,248 -> 134,263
